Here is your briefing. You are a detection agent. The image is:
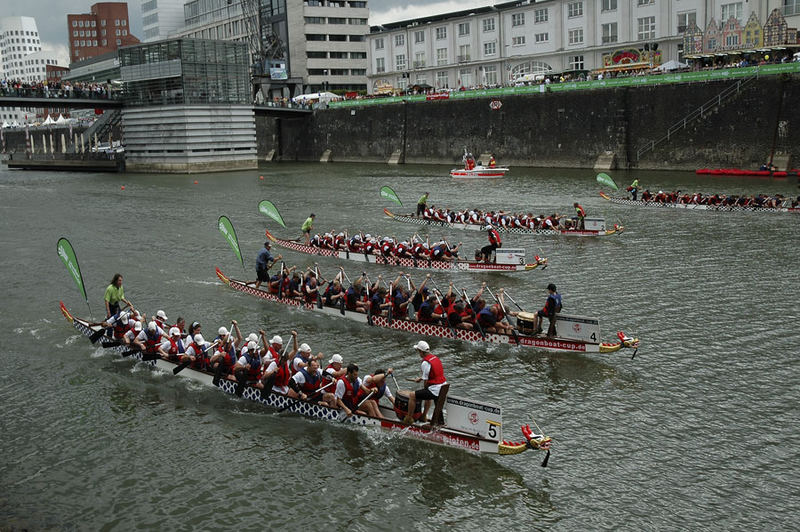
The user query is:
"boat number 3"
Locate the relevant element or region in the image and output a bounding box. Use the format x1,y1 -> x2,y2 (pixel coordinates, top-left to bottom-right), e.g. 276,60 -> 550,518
519,257 -> 524,264
487,424 -> 497,439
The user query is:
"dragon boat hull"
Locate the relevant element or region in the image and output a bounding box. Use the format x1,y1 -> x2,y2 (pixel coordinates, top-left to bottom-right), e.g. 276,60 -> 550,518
265,229 -> 546,273
383,209 -> 623,237
59,301 -> 550,457
215,268 -> 637,355
600,192 -> 800,213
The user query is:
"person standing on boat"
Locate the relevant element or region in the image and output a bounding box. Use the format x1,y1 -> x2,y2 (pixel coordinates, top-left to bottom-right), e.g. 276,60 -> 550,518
301,213 -> 316,245
573,202 -> 586,230
416,192 -> 429,217
629,178 -> 640,200
404,341 -> 447,425
253,242 -> 281,291
104,273 -> 132,319
480,224 -> 502,263
532,284 -> 562,337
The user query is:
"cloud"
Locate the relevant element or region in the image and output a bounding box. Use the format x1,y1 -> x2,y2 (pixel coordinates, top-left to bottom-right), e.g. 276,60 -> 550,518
369,0 -> 495,25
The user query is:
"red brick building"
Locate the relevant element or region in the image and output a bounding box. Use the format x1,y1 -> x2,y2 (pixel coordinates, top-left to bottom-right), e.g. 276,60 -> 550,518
67,2 -> 140,62
46,64 -> 70,82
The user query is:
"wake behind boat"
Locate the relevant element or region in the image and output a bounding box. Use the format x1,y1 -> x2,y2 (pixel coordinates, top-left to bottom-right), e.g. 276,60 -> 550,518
215,267 -> 640,356
265,229 -> 548,273
384,208 -> 624,237
600,191 -> 800,213
60,301 -> 552,458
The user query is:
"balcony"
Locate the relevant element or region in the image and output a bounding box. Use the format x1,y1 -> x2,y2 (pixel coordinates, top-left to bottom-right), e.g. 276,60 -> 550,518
413,60 -> 426,68
457,55 -> 471,63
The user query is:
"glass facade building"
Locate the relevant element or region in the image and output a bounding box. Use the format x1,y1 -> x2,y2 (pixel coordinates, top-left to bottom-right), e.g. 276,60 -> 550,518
119,38 -> 250,106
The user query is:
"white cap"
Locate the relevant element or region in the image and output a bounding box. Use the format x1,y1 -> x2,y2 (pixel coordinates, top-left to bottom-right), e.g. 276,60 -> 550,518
247,333 -> 258,343
121,314 -> 129,325
299,343 -> 311,353
169,327 -> 181,337
193,333 -> 205,344
329,354 -> 343,364
134,321 -> 143,332
413,340 -> 430,352
156,310 -> 168,320
218,326 -> 229,337
247,340 -> 257,351
365,234 -> 371,239
269,335 -> 283,345
147,321 -> 157,332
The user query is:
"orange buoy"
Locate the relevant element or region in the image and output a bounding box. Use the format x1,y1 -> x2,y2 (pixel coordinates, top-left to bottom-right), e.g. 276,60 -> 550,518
120,185 -> 125,190
259,175 -> 264,180
193,180 -> 198,184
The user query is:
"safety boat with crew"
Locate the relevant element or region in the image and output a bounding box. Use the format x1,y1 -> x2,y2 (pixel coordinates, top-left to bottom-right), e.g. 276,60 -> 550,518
215,266 -> 640,356
384,208 -> 624,237
450,149 -> 508,179
265,229 -> 547,273
60,301 -> 552,458
600,191 -> 800,213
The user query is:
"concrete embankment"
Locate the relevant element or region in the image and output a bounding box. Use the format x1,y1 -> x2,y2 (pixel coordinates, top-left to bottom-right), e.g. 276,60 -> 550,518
256,75 -> 800,171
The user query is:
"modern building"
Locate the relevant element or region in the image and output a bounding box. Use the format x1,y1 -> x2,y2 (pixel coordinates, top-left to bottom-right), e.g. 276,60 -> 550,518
365,0 -> 800,94
174,0 -> 369,98
67,2 -> 140,62
119,38 -> 257,172
141,0 -> 188,42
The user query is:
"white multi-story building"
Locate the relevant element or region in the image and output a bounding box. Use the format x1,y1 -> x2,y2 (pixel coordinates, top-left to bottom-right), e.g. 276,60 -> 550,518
366,0 -> 800,93
142,0 -> 193,42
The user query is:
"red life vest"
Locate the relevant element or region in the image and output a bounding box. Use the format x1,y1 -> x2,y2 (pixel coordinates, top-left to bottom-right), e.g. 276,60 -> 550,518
338,376 -> 361,409
144,330 -> 162,350
188,342 -> 206,368
381,242 -> 393,255
298,368 -> 323,394
267,346 -> 280,364
217,343 -> 237,369
488,228 -> 501,246
166,336 -> 184,355
575,204 -> 586,217
273,360 -> 291,388
423,354 -> 446,386
113,321 -> 130,339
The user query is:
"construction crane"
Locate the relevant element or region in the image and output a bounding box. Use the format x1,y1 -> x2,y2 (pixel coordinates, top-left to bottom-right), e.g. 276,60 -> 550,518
238,0 -> 286,71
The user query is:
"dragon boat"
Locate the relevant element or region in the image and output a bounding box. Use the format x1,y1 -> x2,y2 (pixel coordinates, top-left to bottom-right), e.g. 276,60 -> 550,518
215,268 -> 640,356
599,192 -> 800,213
383,209 -> 624,237
59,301 -> 552,458
265,229 -> 547,273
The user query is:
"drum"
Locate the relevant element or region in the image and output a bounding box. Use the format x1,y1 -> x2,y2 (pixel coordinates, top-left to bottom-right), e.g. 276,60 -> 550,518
393,391 -> 423,421
516,312 -> 537,334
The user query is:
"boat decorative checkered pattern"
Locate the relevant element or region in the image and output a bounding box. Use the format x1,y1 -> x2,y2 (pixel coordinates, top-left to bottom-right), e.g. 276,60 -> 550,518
600,193 -> 799,213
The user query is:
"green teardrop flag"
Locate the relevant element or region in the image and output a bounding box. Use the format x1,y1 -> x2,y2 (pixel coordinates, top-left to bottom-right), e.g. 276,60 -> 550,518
258,199 -> 286,228
218,215 -> 244,270
57,237 -> 87,303
380,186 -> 403,206
596,173 -> 619,191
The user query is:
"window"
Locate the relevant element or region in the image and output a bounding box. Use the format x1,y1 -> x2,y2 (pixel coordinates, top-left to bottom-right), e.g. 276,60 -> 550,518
80,31 -> 85,37
73,30 -> 78,37
351,68 -> 366,75
73,40 -> 79,47
91,21 -> 96,27
721,2 -> 743,22
101,19 -> 106,26
638,0 -> 654,5
93,40 -> 98,46
395,34 -> 404,46
374,38 -> 384,50
414,51 -> 425,68
726,34 -> 739,47
534,8 -> 548,23
116,29 -> 121,36
308,51 -> 327,58
306,34 -> 326,41
416,74 -> 427,85
328,17 -> 346,24
568,2 -> 583,18
350,35 -> 365,42
602,0 -> 617,11
305,17 -> 325,24
512,35 -> 525,46
535,32 -> 549,43
102,39 -> 107,46
677,11 -> 696,33
414,30 -> 424,43
568,28 -> 584,44
458,44 -> 471,62
122,20 -> 126,26
115,39 -> 121,45
785,0 -> 800,17
376,57 -> 385,73
115,19 -> 120,26
79,20 -> 84,27
396,54 -> 406,70
436,27 -> 446,40
350,51 -> 367,59
72,20 -> 77,27
638,16 -> 656,39
101,29 -> 106,36
329,34 -> 347,41
483,18 -> 495,32
436,47 -> 448,65
602,23 -> 618,43
483,65 -> 497,85
484,41 -> 496,55
122,30 -> 127,36
349,18 -> 367,24
458,23 -> 470,36
459,68 -> 472,87
436,71 -> 448,88
512,13 -> 525,27
569,55 -> 584,70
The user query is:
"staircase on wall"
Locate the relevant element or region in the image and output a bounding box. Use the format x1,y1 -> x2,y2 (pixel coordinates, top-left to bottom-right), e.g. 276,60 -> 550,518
72,109 -> 122,152
634,76 -> 757,162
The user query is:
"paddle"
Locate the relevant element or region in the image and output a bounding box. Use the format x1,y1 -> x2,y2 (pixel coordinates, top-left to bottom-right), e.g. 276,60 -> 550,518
462,288 -> 485,339
278,379 -> 335,413
260,338 -> 293,400
504,290 -> 525,312
486,286 -> 519,345
173,340 -> 220,375
340,390 -> 374,423
278,262 -> 286,299
429,279 -> 457,339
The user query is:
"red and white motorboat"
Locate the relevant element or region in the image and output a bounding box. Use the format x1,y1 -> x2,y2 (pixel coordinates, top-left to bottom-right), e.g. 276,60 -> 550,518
450,148 -> 508,179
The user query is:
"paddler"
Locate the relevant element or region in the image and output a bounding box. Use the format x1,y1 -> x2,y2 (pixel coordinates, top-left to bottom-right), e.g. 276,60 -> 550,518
320,353 -> 346,408
259,330 -> 298,395
288,358 -> 326,402
104,273 -> 132,319
122,320 -> 142,346
301,213 -> 316,245
404,341 -> 447,425
135,321 -> 169,359
363,369 -> 395,407
573,202 -> 586,230
532,283 -> 562,336
335,363 -> 380,418
253,241 -> 281,290
233,339 -> 262,388
416,192 -> 429,217
163,327 -> 186,360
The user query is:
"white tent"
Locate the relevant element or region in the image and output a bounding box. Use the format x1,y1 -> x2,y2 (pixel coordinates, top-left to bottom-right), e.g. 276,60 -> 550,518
42,115 -> 55,125
11,120 -> 19,128
1,121 -> 9,128
292,91 -> 343,104
55,114 -> 68,124
654,60 -> 689,72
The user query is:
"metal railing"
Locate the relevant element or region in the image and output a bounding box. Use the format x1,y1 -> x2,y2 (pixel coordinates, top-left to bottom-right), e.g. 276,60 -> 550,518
635,75 -> 757,161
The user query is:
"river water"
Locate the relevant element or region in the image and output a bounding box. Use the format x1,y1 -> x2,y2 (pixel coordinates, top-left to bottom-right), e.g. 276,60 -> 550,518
1,163 -> 797,530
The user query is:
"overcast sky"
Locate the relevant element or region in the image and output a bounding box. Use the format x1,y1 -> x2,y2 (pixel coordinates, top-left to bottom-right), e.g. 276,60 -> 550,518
3,0 -> 494,65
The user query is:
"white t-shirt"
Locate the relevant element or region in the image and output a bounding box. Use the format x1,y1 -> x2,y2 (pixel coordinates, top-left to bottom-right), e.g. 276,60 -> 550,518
420,360 -> 446,397
265,360 -> 288,394
363,374 -> 394,401
136,326 -> 165,344
124,329 -> 138,343
334,377 -> 362,400
185,342 -> 208,357
292,354 -> 310,372
291,368 -> 323,387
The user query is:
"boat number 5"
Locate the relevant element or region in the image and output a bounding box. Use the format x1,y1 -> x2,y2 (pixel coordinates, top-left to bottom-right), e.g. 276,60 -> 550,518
488,424 -> 497,439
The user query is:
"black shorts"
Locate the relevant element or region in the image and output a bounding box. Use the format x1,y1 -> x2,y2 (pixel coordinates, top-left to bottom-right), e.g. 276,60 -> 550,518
256,268 -> 270,282
414,388 -> 436,401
